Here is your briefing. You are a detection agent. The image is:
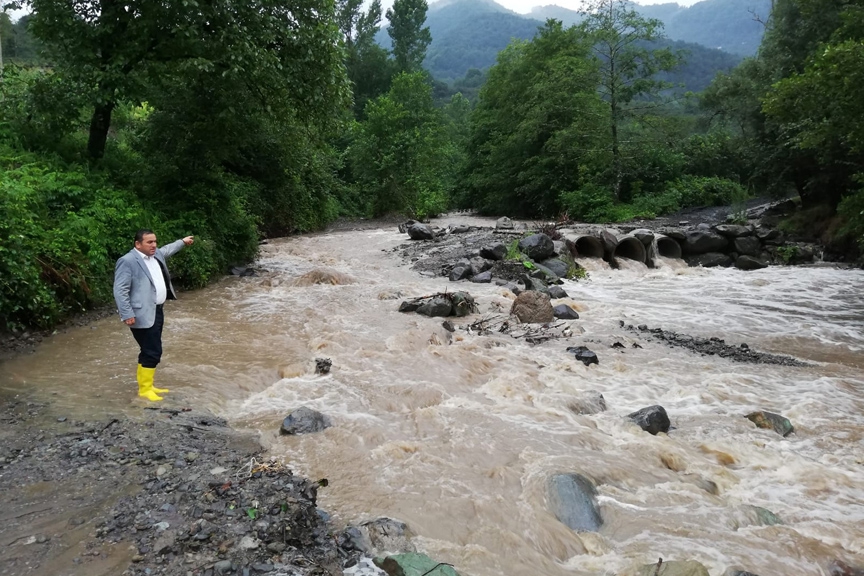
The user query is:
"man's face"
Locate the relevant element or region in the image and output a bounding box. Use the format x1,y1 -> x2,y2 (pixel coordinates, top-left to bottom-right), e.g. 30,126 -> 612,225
135,233 -> 158,256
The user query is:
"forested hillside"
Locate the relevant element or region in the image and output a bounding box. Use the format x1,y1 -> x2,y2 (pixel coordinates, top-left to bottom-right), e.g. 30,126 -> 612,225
532,0 -> 772,55
1,0 -> 862,331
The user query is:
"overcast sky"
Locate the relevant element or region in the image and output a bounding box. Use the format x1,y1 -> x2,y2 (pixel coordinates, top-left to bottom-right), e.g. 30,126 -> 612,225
3,0 -> 698,24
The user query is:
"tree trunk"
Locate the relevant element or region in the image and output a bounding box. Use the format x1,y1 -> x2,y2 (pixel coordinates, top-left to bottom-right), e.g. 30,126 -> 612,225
87,102 -> 115,159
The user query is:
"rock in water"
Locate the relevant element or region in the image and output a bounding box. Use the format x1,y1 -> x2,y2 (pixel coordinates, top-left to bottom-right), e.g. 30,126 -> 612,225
637,560 -> 710,576
736,255 -> 769,271
449,292 -> 477,317
830,560 -> 864,576
567,346 -> 598,366
510,291 -> 554,323
683,229 -> 729,254
632,228 -> 655,245
547,473 -> 603,532
734,236 -> 762,257
687,252 -> 733,268
470,270 -> 492,283
722,570 -> 761,576
553,304 -> 580,320
628,405 -> 670,435
540,258 -> 570,279
547,285 -> 569,299
746,410 -> 793,436
496,217 -> 514,230
374,553 -> 460,576
315,358 -> 332,374
567,391 -> 607,415
280,407 -> 332,435
416,297 -> 453,317
407,222 -> 434,240
360,517 -> 416,555
448,265 -> 471,281
480,243 -> 507,261
518,233 -> 555,261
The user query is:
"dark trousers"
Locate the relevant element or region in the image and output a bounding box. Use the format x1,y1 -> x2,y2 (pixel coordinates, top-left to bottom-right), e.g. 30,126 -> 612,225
131,305 -> 164,368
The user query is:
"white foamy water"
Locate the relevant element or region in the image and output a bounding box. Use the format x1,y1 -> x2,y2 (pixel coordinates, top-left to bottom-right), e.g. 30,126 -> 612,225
2,217 -> 862,576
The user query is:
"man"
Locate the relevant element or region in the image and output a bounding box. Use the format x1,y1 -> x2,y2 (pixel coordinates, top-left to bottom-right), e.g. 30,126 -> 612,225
113,230 -> 194,402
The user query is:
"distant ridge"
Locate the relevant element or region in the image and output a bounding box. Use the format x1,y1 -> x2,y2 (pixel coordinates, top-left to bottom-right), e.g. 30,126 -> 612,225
379,0 -> 747,88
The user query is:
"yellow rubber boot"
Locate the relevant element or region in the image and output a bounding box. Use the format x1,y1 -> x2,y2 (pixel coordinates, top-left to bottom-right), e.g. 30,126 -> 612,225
137,364 -> 170,394
137,365 -> 163,402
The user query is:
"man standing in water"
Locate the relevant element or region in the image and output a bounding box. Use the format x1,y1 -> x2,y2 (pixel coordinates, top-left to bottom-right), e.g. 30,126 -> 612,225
113,230 -> 194,401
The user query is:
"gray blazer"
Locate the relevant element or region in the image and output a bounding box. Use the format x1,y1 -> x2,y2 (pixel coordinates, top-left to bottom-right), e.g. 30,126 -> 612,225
113,239 -> 186,329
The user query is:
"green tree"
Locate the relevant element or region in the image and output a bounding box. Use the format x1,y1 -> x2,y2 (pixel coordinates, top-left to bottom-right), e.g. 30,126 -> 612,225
350,71 -> 450,217
386,0 -> 432,73
462,20 -> 606,216
579,0 -> 682,199
338,0 -> 393,117
21,0 -> 348,159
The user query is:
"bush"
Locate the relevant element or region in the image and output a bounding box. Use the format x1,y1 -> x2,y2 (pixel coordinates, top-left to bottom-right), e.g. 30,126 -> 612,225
665,175 -> 749,208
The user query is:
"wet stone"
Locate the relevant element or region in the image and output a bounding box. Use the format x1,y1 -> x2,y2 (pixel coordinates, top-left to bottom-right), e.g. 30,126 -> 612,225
280,406 -> 332,435
547,473 -> 603,532
746,411 -> 793,437
567,346 -> 598,366
628,405 -> 670,435
638,560 -> 710,576
553,304 -> 579,320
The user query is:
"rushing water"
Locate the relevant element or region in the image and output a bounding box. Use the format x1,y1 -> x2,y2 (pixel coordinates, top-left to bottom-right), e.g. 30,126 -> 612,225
1,216 -> 863,576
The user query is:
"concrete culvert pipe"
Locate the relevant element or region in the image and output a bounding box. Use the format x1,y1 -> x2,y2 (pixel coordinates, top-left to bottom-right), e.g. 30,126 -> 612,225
614,235 -> 647,263
572,235 -> 605,259
656,235 -> 682,259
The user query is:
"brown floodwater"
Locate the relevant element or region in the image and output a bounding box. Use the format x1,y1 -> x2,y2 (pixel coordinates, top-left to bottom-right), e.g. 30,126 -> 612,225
1,216 -> 863,576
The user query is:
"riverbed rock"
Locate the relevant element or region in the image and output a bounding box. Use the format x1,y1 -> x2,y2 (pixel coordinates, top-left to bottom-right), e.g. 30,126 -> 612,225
496,217 -> 514,230
540,258 -> 570,279
510,291 -> 554,323
687,252 -> 733,268
374,553 -> 460,576
448,265 -> 471,281
715,224 -> 752,237
406,222 -> 434,240
417,297 -> 453,317
637,560 -> 710,576
723,569 -> 761,576
470,270 -> 492,283
599,229 -> 618,256
480,243 -> 507,261
280,407 -> 332,435
553,304 -> 580,320
547,285 -> 569,299
566,346 -> 598,366
567,391 -> 607,415
736,255 -> 769,271
360,518 -> 416,554
683,229 -> 729,254
469,257 -> 492,276
628,405 -> 670,435
547,473 -> 603,532
449,291 -> 477,317
521,275 -> 549,293
734,236 -> 762,257
518,234 -> 555,261
756,227 -> 782,243
530,262 -> 561,284
632,229 -> 655,245
746,410 -> 793,436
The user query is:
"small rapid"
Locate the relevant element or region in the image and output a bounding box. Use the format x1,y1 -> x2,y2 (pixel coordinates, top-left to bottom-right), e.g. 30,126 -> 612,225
1,217 -> 862,576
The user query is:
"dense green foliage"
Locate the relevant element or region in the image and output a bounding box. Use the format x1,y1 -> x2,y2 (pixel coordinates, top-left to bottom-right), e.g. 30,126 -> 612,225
2,0 -> 863,331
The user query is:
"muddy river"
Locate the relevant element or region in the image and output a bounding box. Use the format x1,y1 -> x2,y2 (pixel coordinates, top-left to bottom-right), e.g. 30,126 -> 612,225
2,216 -> 863,575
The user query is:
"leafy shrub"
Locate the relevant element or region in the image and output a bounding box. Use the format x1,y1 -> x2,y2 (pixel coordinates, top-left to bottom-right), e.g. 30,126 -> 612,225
665,175 -> 749,208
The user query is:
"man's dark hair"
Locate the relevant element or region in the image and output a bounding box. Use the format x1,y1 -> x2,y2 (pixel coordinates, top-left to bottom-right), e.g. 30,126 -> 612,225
135,229 -> 155,243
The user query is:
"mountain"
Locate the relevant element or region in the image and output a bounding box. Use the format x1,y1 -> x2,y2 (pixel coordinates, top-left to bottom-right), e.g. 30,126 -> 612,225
378,0 -> 742,90
530,0 -> 771,55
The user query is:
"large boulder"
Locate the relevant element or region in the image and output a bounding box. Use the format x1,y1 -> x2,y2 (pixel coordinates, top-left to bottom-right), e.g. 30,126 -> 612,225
637,560 -> 710,576
736,255 -> 769,271
547,285 -> 569,299
746,410 -> 793,436
628,405 -> 670,435
280,407 -> 332,435
553,304 -> 580,320
599,229 -> 618,257
547,473 -> 603,532
496,216 -> 514,230
632,229 -> 655,245
469,257 -> 492,276
734,236 -> 762,257
518,233 -> 555,261
715,224 -> 752,237
406,222 -> 434,240
687,253 -> 733,268
470,270 -> 492,283
360,518 -> 415,554
448,265 -> 471,281
416,297 -> 453,317
480,243 -> 507,261
530,262 -> 560,284
540,258 -> 570,279
682,229 -> 729,254
510,290 -> 554,323
567,346 -> 598,366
